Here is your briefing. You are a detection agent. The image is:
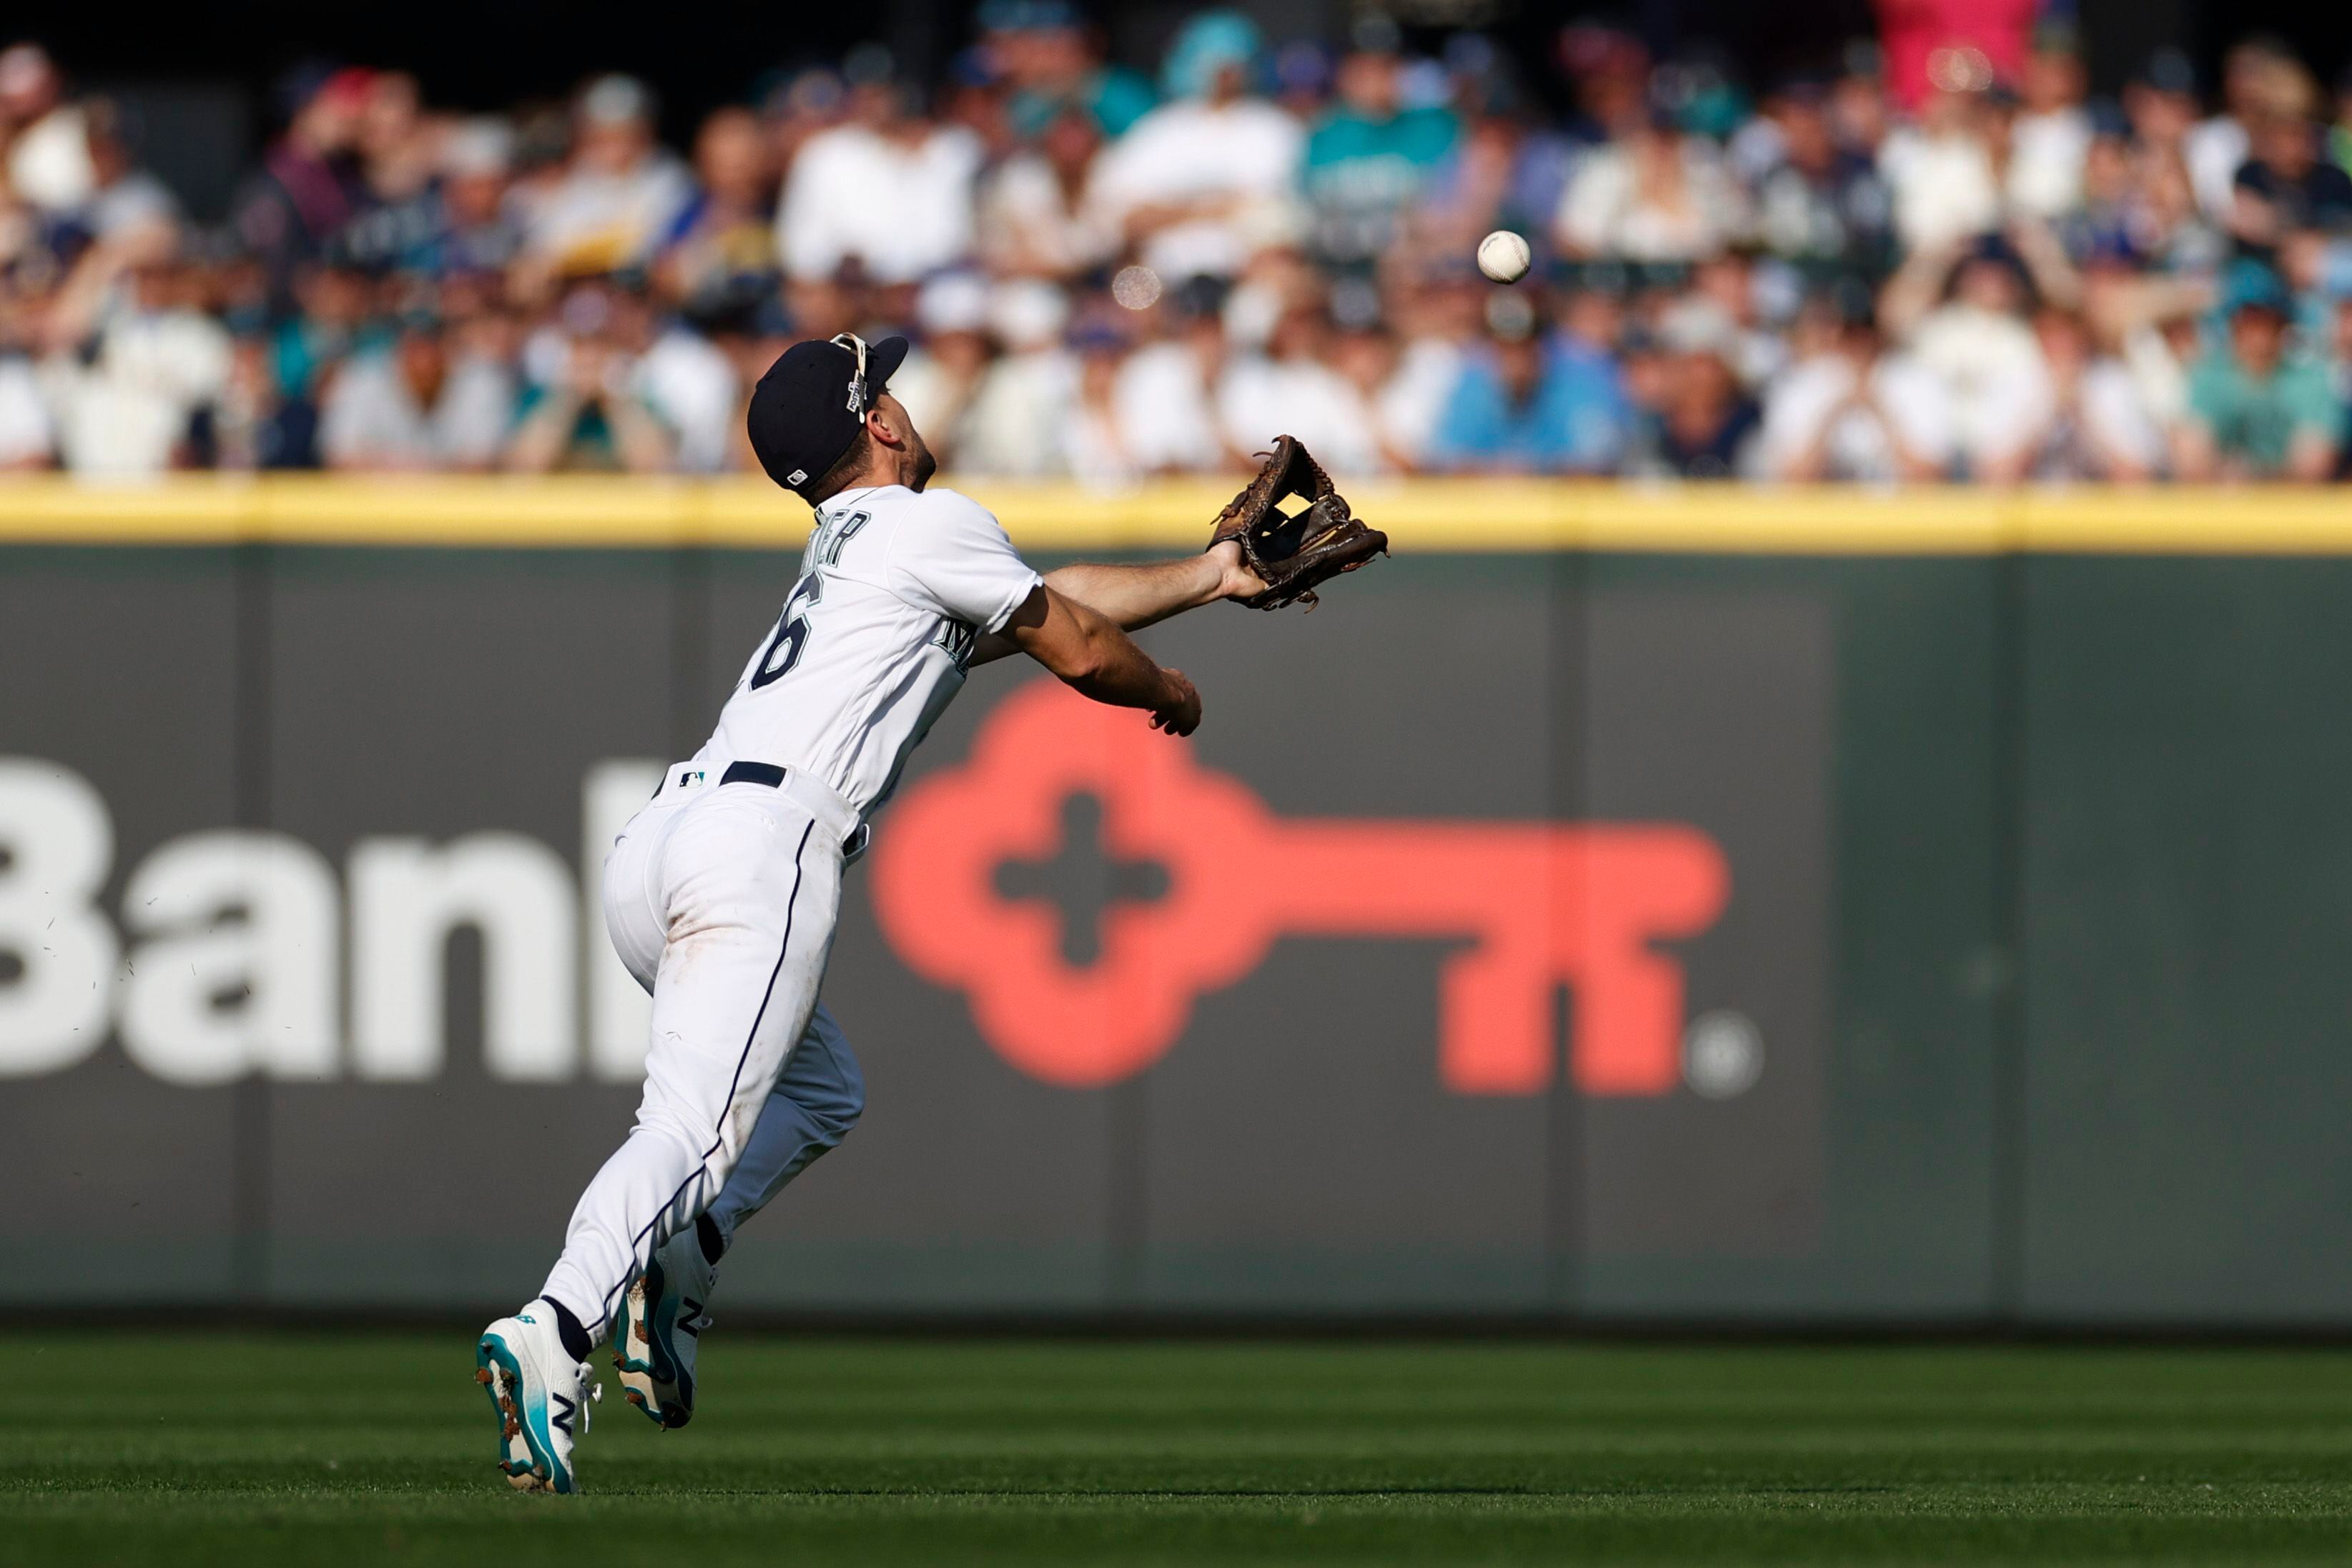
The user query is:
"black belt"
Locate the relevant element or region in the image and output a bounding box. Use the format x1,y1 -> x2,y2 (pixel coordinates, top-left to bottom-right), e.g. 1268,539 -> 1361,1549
710,759 -> 867,862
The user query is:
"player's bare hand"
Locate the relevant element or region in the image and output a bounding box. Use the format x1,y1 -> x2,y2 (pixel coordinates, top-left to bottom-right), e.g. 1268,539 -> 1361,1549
1149,669 -> 1201,736
1208,538 -> 1267,602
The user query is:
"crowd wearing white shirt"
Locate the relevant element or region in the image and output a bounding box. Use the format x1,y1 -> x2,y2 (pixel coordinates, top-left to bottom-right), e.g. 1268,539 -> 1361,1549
5,16 -> 2352,485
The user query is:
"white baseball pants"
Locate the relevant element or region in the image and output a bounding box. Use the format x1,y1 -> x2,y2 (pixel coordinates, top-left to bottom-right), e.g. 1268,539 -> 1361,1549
539,761 -> 860,1340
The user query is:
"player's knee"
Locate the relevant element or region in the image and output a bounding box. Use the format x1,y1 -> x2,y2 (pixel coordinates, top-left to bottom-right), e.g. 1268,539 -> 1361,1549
631,1100 -> 717,1165
829,1072 -> 865,1136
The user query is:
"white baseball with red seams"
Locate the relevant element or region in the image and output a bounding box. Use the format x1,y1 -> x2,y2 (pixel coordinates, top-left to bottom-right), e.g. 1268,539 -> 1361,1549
1477,230 -> 1532,284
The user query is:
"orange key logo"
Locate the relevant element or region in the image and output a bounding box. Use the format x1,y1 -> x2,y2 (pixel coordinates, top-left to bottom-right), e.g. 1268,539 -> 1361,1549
872,681 -> 1731,1095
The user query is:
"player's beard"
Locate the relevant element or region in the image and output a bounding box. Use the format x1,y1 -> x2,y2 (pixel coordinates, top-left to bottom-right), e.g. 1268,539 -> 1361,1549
906,426 -> 938,491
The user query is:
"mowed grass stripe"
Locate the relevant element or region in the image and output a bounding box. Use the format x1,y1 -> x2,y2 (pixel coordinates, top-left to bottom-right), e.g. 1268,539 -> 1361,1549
1,1335 -> 2348,1564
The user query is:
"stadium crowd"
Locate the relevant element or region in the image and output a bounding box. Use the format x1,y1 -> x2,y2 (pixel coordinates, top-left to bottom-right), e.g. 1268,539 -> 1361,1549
3,12 -> 2351,483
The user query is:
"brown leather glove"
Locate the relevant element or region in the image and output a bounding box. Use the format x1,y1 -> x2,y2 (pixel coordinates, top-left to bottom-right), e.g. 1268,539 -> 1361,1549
1208,435 -> 1388,610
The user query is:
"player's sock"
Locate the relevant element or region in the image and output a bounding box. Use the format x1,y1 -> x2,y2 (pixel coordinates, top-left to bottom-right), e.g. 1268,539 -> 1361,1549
695,1212 -> 727,1266
548,1298 -> 594,1364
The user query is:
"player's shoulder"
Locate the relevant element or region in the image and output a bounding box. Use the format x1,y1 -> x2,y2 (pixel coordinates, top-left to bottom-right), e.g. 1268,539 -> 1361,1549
892,485 -> 1010,540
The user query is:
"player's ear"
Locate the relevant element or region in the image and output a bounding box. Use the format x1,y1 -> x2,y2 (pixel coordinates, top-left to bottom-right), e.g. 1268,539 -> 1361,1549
865,400 -> 906,450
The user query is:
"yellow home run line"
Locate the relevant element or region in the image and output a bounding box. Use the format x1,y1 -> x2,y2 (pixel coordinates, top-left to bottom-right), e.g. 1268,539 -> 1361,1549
0,476 -> 2348,553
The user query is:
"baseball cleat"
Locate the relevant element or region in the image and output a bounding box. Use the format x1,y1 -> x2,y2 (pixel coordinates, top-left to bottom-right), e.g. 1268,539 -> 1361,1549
614,1230 -> 716,1429
476,1301 -> 601,1494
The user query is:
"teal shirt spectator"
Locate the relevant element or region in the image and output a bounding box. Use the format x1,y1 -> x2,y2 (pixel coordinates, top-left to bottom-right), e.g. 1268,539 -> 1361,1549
1304,104 -> 1457,263
1304,104 -> 1459,200
1427,340 -> 1629,474
1007,66 -> 1156,142
2185,351 -> 2342,476
1083,66 -> 1156,139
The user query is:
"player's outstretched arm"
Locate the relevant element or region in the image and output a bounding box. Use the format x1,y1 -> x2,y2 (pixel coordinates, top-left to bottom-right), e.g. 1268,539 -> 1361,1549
1001,583 -> 1201,736
968,541 -> 1263,669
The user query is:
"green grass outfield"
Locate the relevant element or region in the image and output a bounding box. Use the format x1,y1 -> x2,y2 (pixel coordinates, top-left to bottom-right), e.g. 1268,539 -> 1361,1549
4,1333 -> 2349,1565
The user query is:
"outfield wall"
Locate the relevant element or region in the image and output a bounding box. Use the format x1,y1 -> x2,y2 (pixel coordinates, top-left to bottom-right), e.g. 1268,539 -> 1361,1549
3,479 -> 2350,1324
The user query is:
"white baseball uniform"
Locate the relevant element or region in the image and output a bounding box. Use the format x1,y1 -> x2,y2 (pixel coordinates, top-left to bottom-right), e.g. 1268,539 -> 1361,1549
539,483 -> 1042,1336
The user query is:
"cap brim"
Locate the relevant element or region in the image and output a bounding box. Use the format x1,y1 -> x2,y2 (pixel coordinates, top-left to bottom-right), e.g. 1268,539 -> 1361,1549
868,335 -> 910,396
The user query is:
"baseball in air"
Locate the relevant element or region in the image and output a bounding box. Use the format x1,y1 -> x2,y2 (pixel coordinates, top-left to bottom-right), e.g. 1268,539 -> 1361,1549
1477,230 -> 1532,284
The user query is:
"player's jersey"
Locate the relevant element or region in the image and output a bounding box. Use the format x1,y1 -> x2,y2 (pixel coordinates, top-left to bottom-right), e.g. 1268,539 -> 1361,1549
697,483 -> 1042,819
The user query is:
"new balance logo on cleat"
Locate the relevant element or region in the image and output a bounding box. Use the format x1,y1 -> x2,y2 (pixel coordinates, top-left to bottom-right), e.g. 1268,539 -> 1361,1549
680,1298 -> 705,1338
551,1394 -> 575,1437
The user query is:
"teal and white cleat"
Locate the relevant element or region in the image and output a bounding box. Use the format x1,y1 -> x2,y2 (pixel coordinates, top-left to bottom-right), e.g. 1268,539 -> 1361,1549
475,1301 -> 601,1493
614,1231 -> 715,1430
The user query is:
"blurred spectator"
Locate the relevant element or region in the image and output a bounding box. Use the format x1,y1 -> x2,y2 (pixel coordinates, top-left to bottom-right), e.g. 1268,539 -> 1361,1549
74,100 -> 179,244
1111,287 -> 1236,473
412,119 -> 527,277
1557,106 -> 1748,261
2174,261 -> 2342,480
978,104 -> 1115,279
38,245 -> 232,473
1630,298 -> 1762,477
2053,117 -> 2135,265
508,277 -> 733,472
982,0 -> 1155,139
1690,251 -> 1788,387
606,280 -> 737,471
1218,300 -> 1382,472
2020,305 -> 2164,479
1751,79 -> 1897,277
269,258 -> 377,446
2228,76 -> 2352,255
233,67 -> 373,308
1303,18 -> 1458,270
778,56 -> 979,287
1,44 -> 90,212
0,344 -> 51,468
956,277 -> 1074,474
1061,313 -> 1141,483
1427,292 -> 1628,473
1378,268 -> 1485,468
2007,36 -> 2092,220
2123,49 -> 2195,154
656,108 -> 779,328
1558,25 -> 1652,147
2130,149 -> 2227,276
892,272 -> 994,463
1880,233 -> 2062,478
1879,64 -> 2003,253
321,310 -> 513,470
1758,291 -> 1952,480
521,76 -> 692,280
1087,11 -> 1304,284
1327,315 -> 1417,470
359,72 -> 436,204
214,332 -> 317,470
2187,38 -> 2293,220
1417,99 -> 1578,264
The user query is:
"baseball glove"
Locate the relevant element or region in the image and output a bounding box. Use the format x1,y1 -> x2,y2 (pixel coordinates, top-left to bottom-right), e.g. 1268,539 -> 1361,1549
1208,435 -> 1387,611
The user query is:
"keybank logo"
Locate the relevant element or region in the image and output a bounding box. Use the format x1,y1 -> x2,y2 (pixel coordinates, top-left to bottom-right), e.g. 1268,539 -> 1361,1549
874,682 -> 1737,1095
0,755 -> 665,1085
0,694 -> 1748,1098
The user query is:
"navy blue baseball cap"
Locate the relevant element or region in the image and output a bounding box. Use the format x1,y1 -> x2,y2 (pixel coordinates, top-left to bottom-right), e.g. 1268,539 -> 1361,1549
746,332 -> 910,500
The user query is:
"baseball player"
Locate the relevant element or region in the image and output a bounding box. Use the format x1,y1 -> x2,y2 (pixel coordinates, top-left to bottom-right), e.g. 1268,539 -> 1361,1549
475,332 -> 1270,1493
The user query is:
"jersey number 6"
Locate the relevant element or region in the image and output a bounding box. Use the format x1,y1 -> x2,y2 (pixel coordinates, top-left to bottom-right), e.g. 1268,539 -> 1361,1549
750,573 -> 823,689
